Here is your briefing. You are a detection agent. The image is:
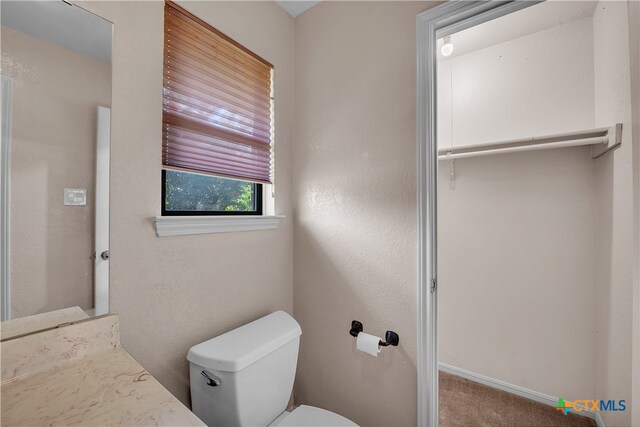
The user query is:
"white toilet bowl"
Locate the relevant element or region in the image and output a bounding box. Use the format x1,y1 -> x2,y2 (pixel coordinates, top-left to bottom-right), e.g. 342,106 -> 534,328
270,405 -> 356,426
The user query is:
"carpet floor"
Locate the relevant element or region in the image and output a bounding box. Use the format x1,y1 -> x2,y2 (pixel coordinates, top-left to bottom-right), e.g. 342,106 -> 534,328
439,372 -> 597,427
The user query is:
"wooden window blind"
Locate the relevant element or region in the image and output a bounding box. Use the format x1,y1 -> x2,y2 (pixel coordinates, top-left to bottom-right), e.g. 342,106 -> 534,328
163,1 -> 274,183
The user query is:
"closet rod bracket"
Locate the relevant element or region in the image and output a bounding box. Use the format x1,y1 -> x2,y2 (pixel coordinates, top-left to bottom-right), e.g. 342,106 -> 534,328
592,123 -> 622,159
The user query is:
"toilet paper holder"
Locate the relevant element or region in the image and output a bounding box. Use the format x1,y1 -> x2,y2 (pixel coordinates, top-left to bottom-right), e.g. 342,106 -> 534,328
349,320 -> 399,347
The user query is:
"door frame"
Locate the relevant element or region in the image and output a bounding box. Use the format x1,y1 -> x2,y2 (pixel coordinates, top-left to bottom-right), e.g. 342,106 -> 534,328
416,1 -> 541,425
94,106 -> 110,316
1,76 -> 12,321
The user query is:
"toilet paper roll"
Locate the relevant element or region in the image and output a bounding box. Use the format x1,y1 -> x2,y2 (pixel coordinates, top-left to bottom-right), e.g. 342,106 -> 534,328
356,332 -> 382,357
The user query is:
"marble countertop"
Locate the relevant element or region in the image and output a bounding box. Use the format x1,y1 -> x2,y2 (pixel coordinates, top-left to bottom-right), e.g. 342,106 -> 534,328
1,314 -> 205,427
1,306 -> 89,341
2,348 -> 204,426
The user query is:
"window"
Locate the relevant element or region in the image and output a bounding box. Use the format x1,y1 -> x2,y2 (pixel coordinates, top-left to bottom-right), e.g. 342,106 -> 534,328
162,1 -> 273,216
162,170 -> 262,215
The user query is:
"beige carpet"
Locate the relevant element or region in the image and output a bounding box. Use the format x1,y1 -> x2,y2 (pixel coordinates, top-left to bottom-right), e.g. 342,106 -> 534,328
439,372 -> 597,427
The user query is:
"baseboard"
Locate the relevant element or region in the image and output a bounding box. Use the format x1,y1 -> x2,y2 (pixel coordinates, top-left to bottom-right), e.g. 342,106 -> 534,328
438,363 -> 604,427
593,412 -> 605,427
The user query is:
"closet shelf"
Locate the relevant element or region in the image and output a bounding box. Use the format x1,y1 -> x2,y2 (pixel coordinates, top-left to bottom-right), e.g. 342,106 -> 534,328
438,123 -> 622,160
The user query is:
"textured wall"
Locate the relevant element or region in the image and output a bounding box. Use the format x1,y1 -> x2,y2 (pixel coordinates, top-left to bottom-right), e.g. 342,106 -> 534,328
437,17 -> 595,149
1,26 -> 111,318
293,2 -> 431,426
77,0 -> 294,405
438,147 -> 598,399
593,2 -> 634,426
629,1 -> 640,424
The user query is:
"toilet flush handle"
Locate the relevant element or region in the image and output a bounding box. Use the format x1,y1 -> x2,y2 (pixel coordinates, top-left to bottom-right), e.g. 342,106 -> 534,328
201,370 -> 221,387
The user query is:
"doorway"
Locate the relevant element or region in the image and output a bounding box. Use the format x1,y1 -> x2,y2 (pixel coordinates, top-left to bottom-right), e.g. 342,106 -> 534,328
417,1 -> 635,426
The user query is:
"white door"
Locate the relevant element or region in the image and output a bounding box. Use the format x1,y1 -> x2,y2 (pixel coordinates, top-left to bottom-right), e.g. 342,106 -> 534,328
94,106 -> 110,315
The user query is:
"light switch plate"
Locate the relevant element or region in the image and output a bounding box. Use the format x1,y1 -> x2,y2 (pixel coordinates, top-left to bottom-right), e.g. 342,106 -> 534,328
64,188 -> 87,206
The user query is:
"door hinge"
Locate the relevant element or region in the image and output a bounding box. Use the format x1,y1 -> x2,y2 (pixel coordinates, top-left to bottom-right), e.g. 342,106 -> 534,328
430,278 -> 437,293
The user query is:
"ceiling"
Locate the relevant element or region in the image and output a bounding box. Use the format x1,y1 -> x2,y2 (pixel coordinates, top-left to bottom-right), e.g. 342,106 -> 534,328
275,1 -> 320,17
1,1 -> 112,64
438,1 -> 598,59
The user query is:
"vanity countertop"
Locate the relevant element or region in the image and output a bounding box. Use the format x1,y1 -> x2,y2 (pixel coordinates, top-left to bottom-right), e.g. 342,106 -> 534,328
1,347 -> 204,426
0,306 -> 89,341
1,314 -> 204,427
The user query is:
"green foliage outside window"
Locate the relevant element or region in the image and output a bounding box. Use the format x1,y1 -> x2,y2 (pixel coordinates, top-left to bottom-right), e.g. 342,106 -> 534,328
164,170 -> 255,212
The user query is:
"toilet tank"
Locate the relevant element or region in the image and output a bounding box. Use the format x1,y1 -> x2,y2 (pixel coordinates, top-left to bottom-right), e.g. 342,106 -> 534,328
187,311 -> 302,427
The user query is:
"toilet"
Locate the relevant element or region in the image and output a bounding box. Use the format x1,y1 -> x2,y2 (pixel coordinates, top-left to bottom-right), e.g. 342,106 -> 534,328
188,311 -> 357,427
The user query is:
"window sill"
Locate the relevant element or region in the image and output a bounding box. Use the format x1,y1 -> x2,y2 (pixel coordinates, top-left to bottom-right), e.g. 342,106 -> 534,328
153,215 -> 285,237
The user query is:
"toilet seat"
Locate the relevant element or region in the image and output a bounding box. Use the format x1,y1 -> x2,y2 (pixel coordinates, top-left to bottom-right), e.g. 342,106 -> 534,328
272,405 -> 358,427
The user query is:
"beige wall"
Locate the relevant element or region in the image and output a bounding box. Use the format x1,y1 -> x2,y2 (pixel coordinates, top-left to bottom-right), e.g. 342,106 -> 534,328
629,0 -> 640,424
1,26 -> 111,319
293,2 -> 430,426
437,17 -> 595,149
77,0 -> 294,405
438,147 -> 598,399
594,2 -> 634,425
